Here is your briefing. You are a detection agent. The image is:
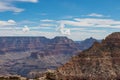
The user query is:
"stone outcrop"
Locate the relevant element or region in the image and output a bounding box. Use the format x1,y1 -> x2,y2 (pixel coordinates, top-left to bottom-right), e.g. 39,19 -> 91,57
51,32 -> 120,80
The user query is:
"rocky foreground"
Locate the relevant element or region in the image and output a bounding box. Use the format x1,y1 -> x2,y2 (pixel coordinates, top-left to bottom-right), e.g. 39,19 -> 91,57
43,32 -> 120,80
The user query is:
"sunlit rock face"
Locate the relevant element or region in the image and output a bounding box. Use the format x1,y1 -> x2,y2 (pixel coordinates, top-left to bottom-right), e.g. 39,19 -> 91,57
103,32 -> 120,48
53,32 -> 120,80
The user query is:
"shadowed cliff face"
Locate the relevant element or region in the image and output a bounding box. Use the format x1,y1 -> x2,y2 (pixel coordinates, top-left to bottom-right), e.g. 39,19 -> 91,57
76,37 -> 101,50
51,32 -> 120,80
0,36 -> 80,78
0,37 -> 79,52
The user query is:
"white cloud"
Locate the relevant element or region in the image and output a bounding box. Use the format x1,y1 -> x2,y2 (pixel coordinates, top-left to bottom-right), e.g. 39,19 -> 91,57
8,20 -> 16,24
40,19 -> 55,22
87,13 -> 105,17
0,2 -> 24,12
0,30 -> 61,39
40,24 -> 57,27
57,18 -> 120,29
0,20 -> 16,26
0,17 -> 119,40
32,26 -> 54,30
57,23 -> 71,35
39,18 -> 120,38
0,28 -> 111,40
64,29 -> 71,35
58,20 -> 94,27
70,28 -> 85,31
0,0 -> 38,13
22,25 -> 30,32
18,20 -> 37,25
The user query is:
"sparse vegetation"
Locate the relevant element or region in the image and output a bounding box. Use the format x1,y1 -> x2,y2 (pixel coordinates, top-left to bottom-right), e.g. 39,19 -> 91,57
46,72 -> 56,80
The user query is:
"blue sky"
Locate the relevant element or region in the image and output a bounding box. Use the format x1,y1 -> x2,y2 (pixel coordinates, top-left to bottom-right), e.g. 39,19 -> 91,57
0,0 -> 120,40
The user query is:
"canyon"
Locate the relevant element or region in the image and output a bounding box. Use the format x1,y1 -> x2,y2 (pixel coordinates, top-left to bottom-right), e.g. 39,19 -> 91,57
48,32 -> 120,80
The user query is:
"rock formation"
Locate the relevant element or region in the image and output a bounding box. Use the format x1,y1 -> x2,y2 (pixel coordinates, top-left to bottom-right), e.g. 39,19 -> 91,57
76,37 -> 101,50
0,36 -> 80,78
50,32 -> 120,80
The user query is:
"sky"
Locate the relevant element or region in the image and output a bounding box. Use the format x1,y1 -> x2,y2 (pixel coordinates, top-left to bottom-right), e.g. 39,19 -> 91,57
0,0 -> 120,40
